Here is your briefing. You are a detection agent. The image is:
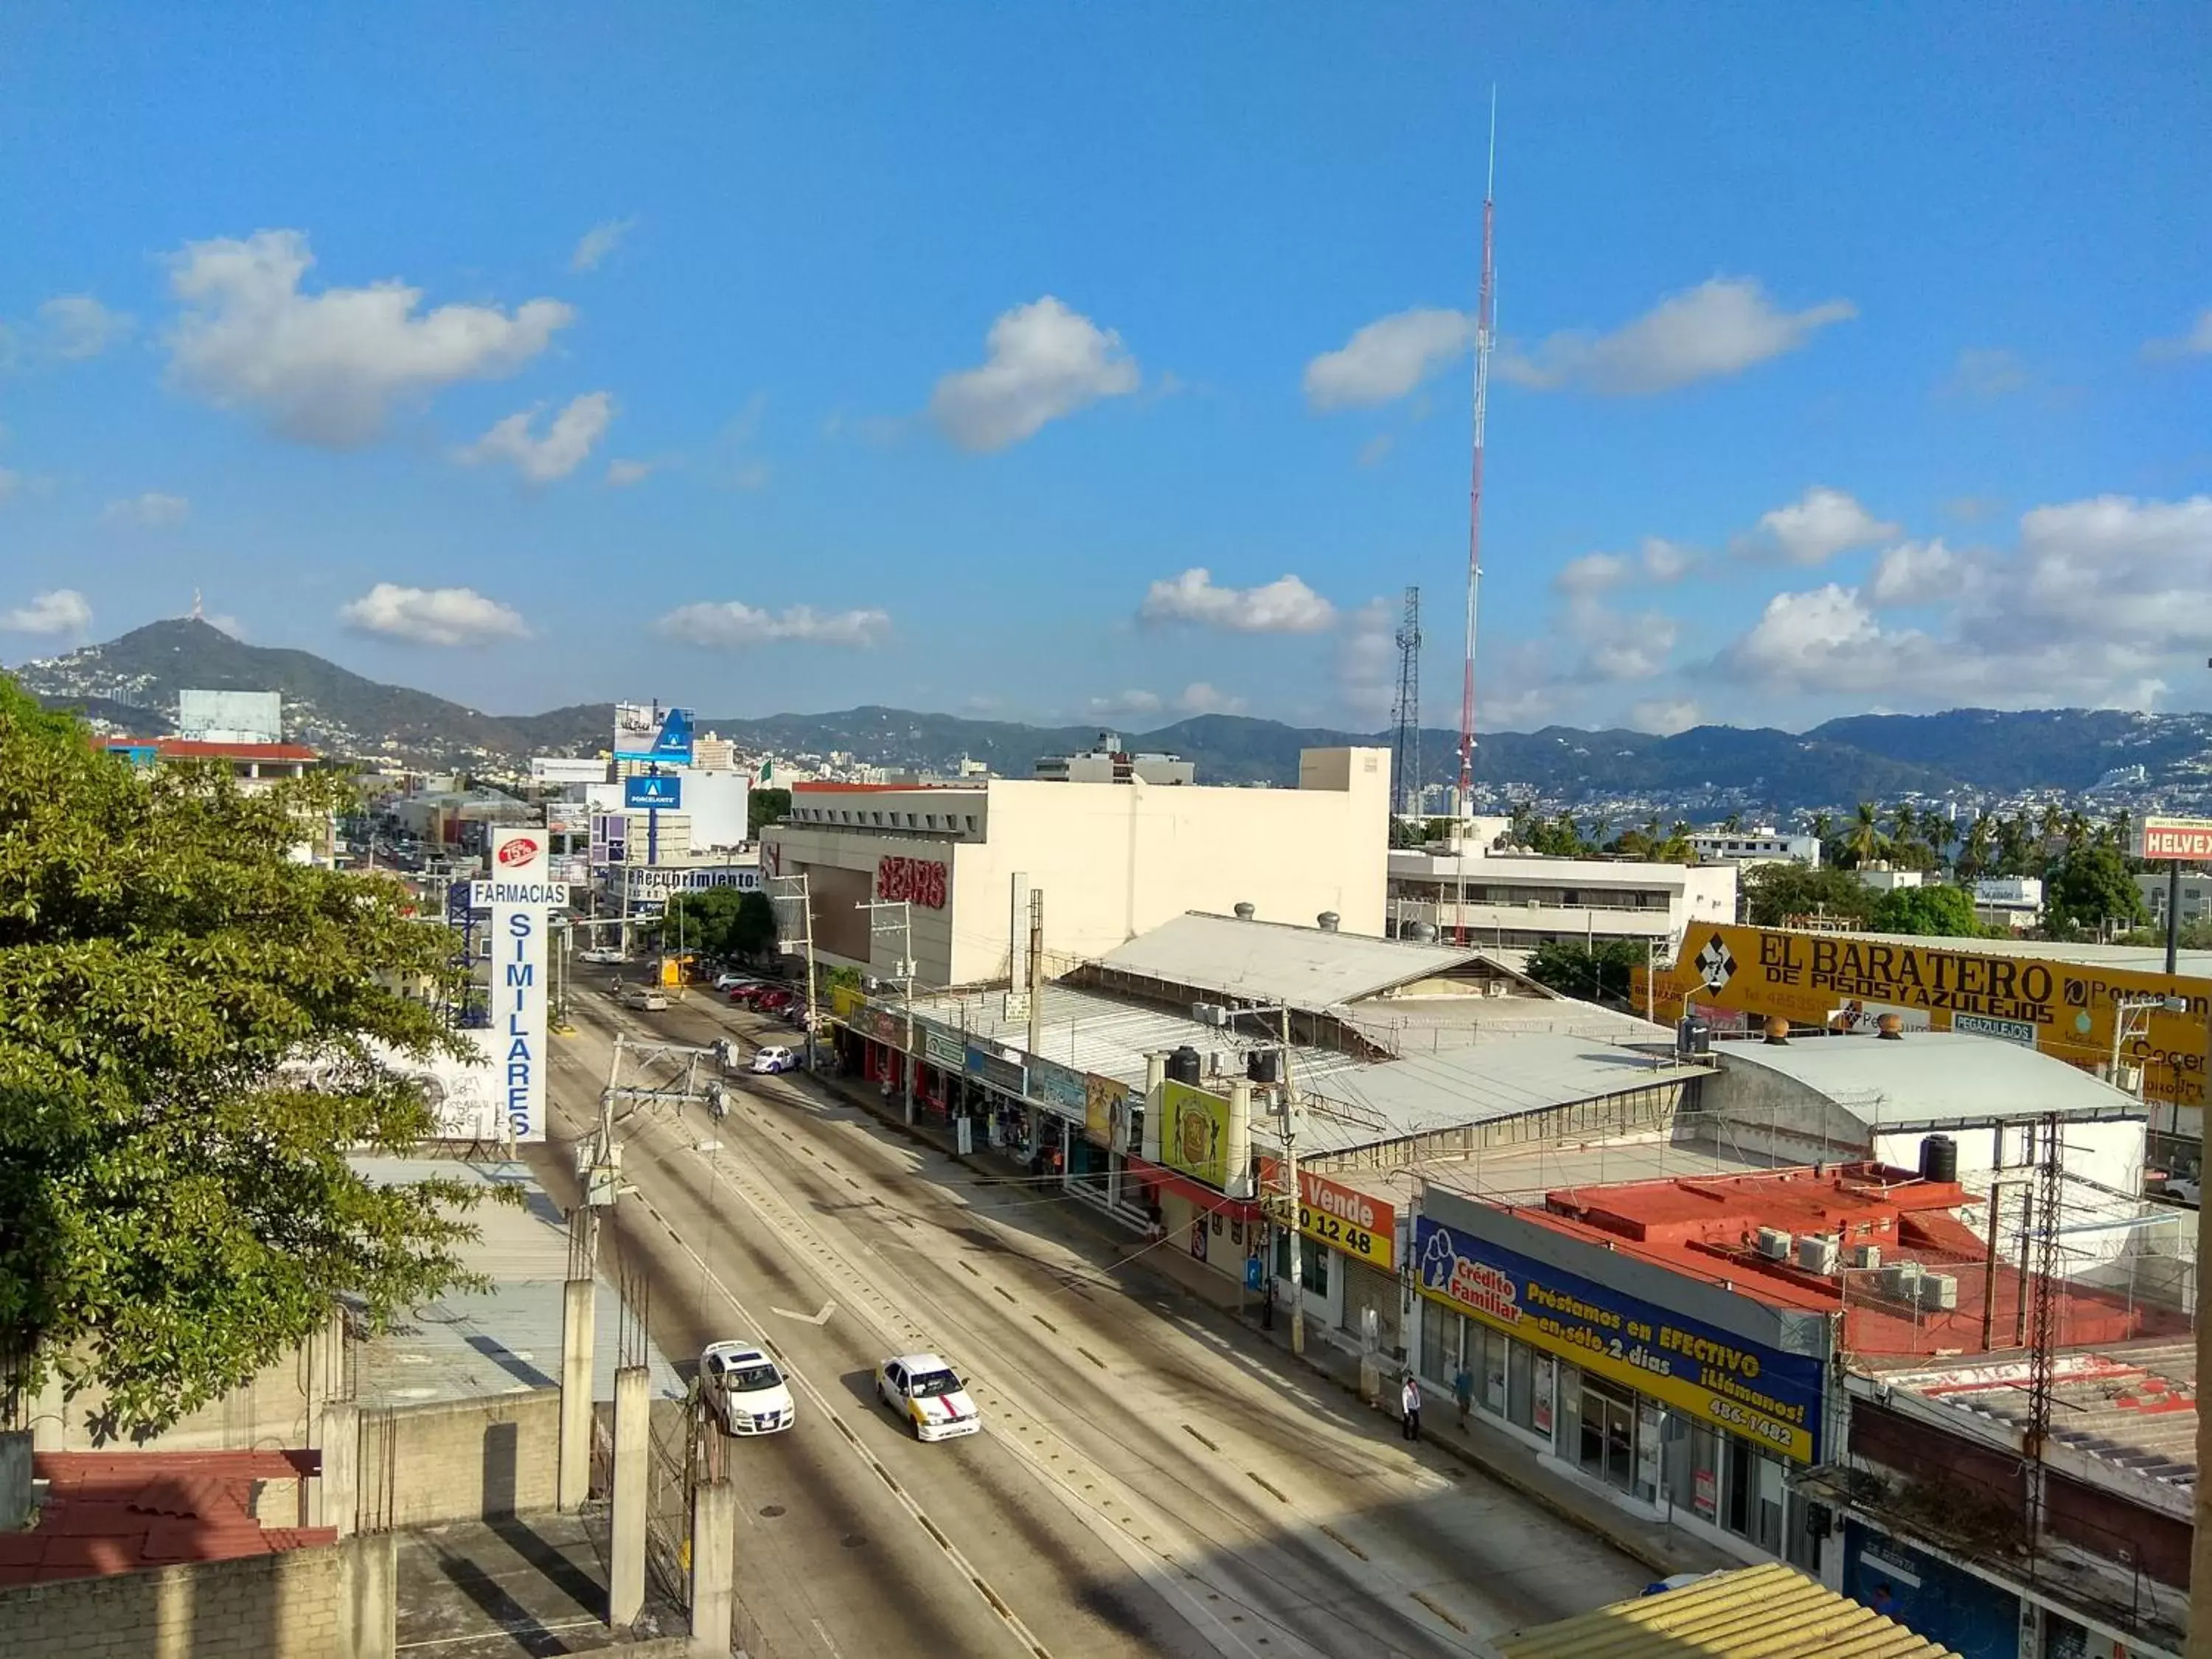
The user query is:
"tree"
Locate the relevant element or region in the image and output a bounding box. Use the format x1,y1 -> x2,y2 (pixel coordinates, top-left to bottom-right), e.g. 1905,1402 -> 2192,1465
663,885 -> 752,961
0,679 -> 496,1437
731,889 -> 779,961
1742,862 -> 1878,929
2042,846 -> 2149,939
1524,939 -> 1644,1004
748,787 -> 792,838
1840,801 -> 1889,869
1869,884 -> 1983,937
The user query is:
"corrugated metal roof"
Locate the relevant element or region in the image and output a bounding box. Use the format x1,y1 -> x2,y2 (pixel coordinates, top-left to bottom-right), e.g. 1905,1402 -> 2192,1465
1093,910 -> 1488,1009
350,1158 -> 684,1407
1714,1031 -> 2139,1126
1498,1562 -> 1959,1659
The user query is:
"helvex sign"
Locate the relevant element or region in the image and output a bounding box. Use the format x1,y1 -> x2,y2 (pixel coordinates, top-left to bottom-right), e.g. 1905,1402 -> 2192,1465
2141,816 -> 2212,860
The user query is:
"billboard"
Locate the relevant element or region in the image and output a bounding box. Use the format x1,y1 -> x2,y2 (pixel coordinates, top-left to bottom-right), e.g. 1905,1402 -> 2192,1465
486,827 -> 554,1144
608,863 -> 760,900
529,756 -> 609,785
625,773 -> 682,810
1412,1213 -> 1823,1461
1258,1158 -> 1396,1271
590,812 -> 628,866
1638,922 -> 2209,1110
1027,1057 -> 1089,1121
178,688 -> 282,744
1160,1079 -> 1235,1189
613,703 -> 695,765
2141,816 -> 2212,861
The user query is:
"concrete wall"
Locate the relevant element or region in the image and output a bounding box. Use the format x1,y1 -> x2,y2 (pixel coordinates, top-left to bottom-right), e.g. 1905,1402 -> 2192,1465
771,747 -> 1391,986
364,1391 -> 560,1530
0,1532 -> 390,1659
29,1317 -> 344,1455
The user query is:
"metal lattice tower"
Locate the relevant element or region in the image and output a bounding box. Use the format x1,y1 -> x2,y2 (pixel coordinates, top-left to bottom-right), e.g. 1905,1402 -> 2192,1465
1388,585 -> 1422,818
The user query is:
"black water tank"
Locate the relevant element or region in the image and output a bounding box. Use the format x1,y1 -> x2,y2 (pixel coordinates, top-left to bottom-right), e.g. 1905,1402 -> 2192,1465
1920,1134 -> 1958,1185
1675,1016 -> 1712,1057
1167,1045 -> 1203,1087
1247,1049 -> 1281,1085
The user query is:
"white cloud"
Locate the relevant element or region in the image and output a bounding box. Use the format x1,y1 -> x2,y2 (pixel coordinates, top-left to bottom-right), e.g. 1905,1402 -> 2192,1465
2143,307 -> 2212,360
1743,485 -> 1900,566
339,582 -> 530,646
1719,495 -> 2212,711
1865,538 -> 1964,607
1939,347 -> 2031,400
1566,597 -> 1677,682
1628,699 -> 1702,736
204,613 -> 248,640
1356,434 -> 1396,467
166,230 -> 574,446
457,392 -> 614,483
928,296 -> 1140,452
1175,682 -> 1248,716
1,588 -> 93,636
1086,689 -> 1165,717
1303,307 -> 1472,411
39,294 -> 135,360
653,601 -> 891,650
571,216 -> 639,273
605,458 -> 658,487
1554,537 -> 1697,596
100,492 -> 191,529
1336,598 -> 1398,722
1500,276 -> 1854,396
1138,567 -> 1336,633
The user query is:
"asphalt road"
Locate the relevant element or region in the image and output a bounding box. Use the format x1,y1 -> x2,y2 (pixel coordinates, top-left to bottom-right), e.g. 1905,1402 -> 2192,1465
535,970 -> 1649,1658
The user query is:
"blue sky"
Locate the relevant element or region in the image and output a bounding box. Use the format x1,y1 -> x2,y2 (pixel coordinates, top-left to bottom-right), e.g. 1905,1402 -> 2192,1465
1,4 -> 2207,735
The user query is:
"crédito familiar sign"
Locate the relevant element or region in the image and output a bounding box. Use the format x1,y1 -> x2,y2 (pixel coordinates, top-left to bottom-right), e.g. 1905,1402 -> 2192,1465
1413,1214 -> 1822,1461
1258,1158 -> 1395,1271
1639,922 -> 2209,1111
1161,1079 -> 1234,1189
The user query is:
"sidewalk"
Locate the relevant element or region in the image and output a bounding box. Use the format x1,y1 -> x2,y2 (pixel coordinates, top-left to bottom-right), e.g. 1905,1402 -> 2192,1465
821,1065 -> 1736,1583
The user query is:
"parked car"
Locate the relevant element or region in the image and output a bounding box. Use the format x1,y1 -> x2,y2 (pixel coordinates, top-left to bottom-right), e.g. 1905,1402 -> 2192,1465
756,990 -> 796,1012
620,987 -> 669,1012
876,1353 -> 981,1442
750,1045 -> 800,1075
700,1340 -> 795,1436
712,972 -> 754,992
730,984 -> 773,1006
580,946 -> 625,965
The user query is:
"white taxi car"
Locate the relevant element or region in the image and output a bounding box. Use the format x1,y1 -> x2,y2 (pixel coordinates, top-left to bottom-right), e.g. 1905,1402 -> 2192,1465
700,1340 -> 796,1436
876,1353 -> 981,1442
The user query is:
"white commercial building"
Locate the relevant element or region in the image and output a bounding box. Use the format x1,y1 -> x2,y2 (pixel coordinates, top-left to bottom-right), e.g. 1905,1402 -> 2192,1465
1973,875 -> 2044,933
2139,869 -> 2212,928
1387,835 -> 1737,956
764,746 -> 1390,987
1686,827 -> 1820,869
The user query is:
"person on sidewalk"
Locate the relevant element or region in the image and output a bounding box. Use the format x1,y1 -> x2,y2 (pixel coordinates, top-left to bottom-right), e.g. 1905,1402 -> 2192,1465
1453,1363 -> 1473,1429
1400,1372 -> 1422,1441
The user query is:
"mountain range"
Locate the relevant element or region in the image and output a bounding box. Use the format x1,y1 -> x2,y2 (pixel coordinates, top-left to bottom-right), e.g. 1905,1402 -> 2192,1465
10,619 -> 2212,814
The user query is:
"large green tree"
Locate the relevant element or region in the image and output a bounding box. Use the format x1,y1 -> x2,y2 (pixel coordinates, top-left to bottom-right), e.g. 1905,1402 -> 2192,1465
0,681 -> 496,1437
1741,862 -> 1878,929
1869,884 -> 1983,937
2042,846 -> 2150,939
1524,939 -> 1644,1004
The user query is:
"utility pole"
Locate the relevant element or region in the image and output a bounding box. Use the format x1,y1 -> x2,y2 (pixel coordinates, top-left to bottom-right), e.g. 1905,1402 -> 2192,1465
1279,1004 -> 1304,1358
860,898 -> 917,1124
1026,888 -> 1045,1059
769,874 -> 819,1071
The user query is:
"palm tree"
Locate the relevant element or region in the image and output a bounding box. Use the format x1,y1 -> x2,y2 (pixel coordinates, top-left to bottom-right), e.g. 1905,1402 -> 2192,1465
1924,815 -> 1956,868
2064,810 -> 2090,852
1844,801 -> 1888,868
1997,814 -> 2031,875
1721,812 -> 1745,834
1809,810 -> 1834,850
1961,814 -> 1996,880
1890,802 -> 1919,852
2039,804 -> 2066,848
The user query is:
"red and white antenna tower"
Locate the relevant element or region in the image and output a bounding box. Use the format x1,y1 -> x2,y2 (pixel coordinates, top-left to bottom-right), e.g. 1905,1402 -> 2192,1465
1456,90 -> 1497,821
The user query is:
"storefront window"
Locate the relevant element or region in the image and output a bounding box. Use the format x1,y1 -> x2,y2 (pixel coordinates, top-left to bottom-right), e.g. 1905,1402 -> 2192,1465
1478,1324 -> 1507,1415
1421,1310 -> 1463,1388
1754,1450 -> 1786,1554
1273,1229 -> 1329,1295
1723,1433 -> 1755,1537
1506,1340 -> 1539,1434
1576,1375 -> 1637,1492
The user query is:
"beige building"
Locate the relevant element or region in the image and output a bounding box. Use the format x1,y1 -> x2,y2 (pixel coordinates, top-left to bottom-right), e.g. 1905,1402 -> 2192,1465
765,746 -> 1390,987
1389,830 -> 1737,956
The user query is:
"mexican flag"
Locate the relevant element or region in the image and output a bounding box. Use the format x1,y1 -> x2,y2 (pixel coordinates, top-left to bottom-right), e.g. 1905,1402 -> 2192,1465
757,759 -> 774,783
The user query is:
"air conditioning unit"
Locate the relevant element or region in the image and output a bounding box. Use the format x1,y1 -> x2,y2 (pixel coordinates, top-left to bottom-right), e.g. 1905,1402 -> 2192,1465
1882,1262 -> 1924,1301
1917,1271 -> 1959,1312
1486,981 -> 1507,998
1796,1235 -> 1840,1274
1851,1243 -> 1882,1271
1192,1003 -> 1229,1027
1756,1227 -> 1792,1260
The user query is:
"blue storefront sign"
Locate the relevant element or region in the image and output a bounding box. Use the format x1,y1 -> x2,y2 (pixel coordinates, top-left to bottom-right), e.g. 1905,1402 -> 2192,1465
1027,1057 -> 1089,1121
965,1044 -> 1027,1097
625,773 -> 682,810
1411,1214 -> 1824,1461
1844,1523 -> 2020,1659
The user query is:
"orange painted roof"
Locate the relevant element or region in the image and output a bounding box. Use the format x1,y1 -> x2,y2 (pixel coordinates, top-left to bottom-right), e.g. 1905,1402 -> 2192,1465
0,1450 -> 330,1585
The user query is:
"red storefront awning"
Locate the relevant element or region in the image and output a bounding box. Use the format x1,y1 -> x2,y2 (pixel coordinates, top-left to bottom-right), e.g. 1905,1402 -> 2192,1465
1124,1156 -> 1260,1223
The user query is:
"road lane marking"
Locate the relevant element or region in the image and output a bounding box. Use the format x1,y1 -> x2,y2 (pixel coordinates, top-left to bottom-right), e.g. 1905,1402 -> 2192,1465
771,1301 -> 838,1326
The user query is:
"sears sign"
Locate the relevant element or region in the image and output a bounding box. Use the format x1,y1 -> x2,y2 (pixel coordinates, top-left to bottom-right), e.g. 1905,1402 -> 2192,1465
486,827 -> 554,1144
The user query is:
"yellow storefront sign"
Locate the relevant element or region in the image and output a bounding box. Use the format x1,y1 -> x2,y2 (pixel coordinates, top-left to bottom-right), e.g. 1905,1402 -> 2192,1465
1160,1079 -> 1234,1189
1639,923 -> 2209,1113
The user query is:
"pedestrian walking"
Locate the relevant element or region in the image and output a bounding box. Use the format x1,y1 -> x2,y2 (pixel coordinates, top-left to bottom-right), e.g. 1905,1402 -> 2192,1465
1400,1373 -> 1422,1441
1453,1363 -> 1473,1428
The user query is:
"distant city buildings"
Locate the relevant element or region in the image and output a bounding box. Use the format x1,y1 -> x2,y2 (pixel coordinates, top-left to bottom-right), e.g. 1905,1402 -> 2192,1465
1687,826 -> 1821,869
1034,732 -> 1194,786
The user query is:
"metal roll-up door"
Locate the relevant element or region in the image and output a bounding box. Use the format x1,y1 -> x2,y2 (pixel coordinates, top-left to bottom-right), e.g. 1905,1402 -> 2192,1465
1340,1258 -> 1402,1359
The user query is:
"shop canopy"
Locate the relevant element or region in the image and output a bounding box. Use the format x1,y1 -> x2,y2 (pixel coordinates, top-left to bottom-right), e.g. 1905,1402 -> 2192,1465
1498,1562 -> 1958,1659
